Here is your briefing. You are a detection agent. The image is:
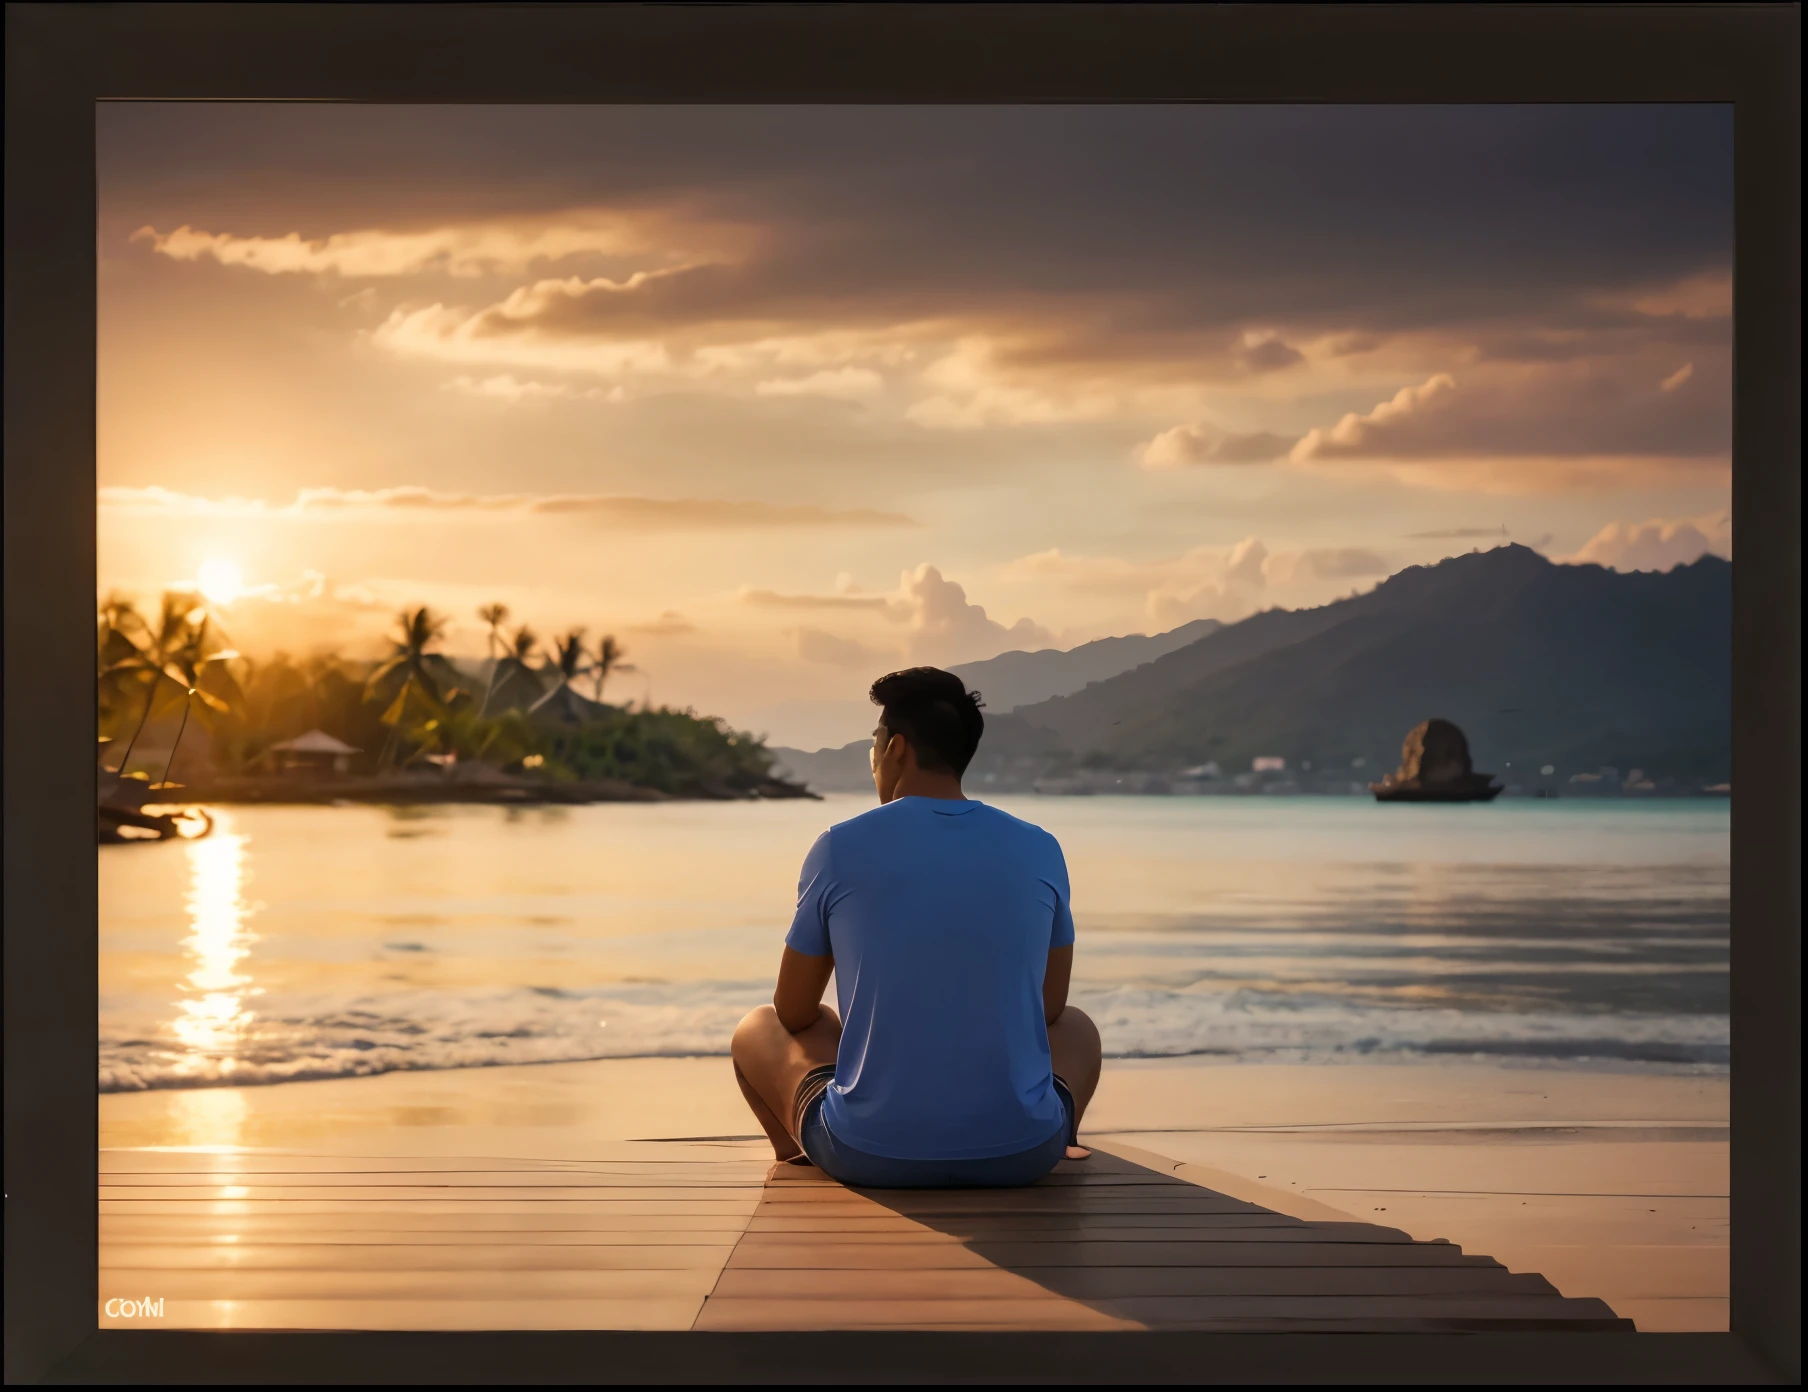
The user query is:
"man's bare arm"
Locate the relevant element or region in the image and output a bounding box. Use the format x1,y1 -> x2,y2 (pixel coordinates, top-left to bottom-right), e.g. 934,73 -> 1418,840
774,946 -> 835,1034
1043,944 -> 1073,1027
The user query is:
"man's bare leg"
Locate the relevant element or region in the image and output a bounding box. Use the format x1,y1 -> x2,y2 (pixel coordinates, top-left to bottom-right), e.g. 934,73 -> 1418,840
733,1061 -> 801,1160
730,1004 -> 842,1161
1048,1006 -> 1103,1160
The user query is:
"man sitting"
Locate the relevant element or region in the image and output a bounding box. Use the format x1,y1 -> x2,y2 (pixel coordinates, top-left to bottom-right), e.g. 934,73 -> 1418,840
731,666 -> 1102,1187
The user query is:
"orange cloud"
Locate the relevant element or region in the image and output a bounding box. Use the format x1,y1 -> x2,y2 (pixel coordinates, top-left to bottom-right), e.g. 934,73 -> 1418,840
129,213 -> 729,279
1140,422 -> 1297,468
98,487 -> 915,529
1291,375 -> 1458,461
1570,511 -> 1731,572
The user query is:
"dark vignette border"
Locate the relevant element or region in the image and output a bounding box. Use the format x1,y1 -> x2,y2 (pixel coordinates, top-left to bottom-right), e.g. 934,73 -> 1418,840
4,3 -> 1797,1385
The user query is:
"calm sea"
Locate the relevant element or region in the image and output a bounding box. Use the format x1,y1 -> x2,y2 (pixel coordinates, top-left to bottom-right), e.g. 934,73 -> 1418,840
98,795 -> 1730,1091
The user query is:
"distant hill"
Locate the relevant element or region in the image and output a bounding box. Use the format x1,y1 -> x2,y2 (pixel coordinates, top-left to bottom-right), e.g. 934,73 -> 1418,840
769,712 -> 1072,794
948,618 -> 1221,712
766,740 -> 873,793
1007,546 -> 1731,786
767,618 -> 1220,791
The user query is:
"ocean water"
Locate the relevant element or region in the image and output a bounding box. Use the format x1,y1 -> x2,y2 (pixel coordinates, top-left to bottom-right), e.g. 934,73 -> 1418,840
97,795 -> 1730,1092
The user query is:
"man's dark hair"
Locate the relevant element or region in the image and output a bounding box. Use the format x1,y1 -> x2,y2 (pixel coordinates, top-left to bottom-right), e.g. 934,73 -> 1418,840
870,667 -> 986,776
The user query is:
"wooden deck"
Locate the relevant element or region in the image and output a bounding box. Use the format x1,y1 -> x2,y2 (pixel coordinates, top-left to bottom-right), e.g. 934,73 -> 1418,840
100,1143 -> 1630,1332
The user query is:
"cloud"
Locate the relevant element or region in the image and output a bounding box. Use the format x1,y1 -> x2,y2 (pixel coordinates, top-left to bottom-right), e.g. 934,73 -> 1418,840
1140,423 -> 1298,468
1570,511 -> 1731,572
370,302 -> 678,377
1623,270 -> 1733,319
441,374 -> 622,403
1660,362 -> 1694,392
1325,332 -> 1384,357
1407,527 -> 1510,539
114,107 -> 1731,416
743,565 -> 1055,664
739,588 -> 904,615
794,626 -> 886,670
130,216 -> 697,279
97,486 -> 915,529
754,367 -> 884,400
1222,536 -> 1270,589
457,263 -> 750,338
1291,375 -> 1458,460
1289,359 -> 1730,468
899,563 -> 1056,662
1295,547 -> 1390,581
1234,331 -> 1304,374
1011,536 -> 1275,630
904,338 -> 1119,430
629,610 -> 697,637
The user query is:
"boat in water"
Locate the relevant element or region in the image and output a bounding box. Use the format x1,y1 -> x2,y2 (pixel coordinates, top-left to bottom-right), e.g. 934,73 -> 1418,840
1370,718 -> 1502,803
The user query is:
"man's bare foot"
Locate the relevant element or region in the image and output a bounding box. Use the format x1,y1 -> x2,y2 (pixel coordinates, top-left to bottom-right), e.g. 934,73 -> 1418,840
1065,1144 -> 1092,1160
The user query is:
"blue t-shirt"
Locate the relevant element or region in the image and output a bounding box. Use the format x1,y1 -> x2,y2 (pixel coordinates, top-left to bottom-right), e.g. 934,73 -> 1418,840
784,796 -> 1076,1161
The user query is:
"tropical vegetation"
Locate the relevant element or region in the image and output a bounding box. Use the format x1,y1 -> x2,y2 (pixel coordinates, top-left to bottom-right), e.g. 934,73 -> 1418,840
96,596 -> 790,797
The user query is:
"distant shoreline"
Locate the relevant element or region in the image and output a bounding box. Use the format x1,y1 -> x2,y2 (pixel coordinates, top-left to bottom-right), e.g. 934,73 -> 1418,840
121,772 -> 819,807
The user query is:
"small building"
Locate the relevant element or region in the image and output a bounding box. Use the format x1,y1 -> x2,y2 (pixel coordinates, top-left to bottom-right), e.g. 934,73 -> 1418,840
268,730 -> 361,777
1251,755 -> 1287,773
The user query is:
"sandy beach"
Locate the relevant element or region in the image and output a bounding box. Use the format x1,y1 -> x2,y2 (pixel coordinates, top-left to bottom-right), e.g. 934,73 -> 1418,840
100,1054 -> 1727,1332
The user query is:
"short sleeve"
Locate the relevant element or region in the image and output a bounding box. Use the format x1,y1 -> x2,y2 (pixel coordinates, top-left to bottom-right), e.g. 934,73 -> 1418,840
784,830 -> 835,957
1047,837 -> 1076,948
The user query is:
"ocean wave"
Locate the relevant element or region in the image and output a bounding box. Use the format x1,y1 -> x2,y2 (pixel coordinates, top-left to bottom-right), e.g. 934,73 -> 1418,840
97,980 -> 1729,1092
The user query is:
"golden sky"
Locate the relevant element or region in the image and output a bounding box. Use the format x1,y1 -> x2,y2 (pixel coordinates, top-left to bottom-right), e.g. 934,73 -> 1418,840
98,105 -> 1732,748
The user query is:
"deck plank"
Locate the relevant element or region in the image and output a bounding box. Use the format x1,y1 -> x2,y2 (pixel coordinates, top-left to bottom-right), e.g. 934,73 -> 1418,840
690,1145 -> 1632,1332
97,1142 -> 1630,1333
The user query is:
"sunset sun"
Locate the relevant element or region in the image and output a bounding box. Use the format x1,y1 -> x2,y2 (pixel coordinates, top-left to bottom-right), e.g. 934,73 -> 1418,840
196,558 -> 242,606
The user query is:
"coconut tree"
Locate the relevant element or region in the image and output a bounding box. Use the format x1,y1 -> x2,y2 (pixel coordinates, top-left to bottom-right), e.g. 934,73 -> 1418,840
530,628 -> 601,725
365,607 -> 454,766
152,637 -> 246,790
588,634 -> 635,705
477,602 -> 510,709
97,594 -> 149,729
100,591 -> 234,779
366,607 -> 449,709
481,624 -> 544,715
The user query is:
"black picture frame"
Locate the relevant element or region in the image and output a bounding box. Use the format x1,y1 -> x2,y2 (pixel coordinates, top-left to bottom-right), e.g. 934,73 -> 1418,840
5,3 -> 1798,1384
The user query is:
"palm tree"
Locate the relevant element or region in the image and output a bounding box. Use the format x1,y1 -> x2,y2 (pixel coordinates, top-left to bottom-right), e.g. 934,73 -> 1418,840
100,591 -> 233,779
588,634 -> 635,705
98,594 -> 148,729
477,603 -> 510,709
153,637 -> 245,790
530,628 -> 599,724
548,629 -> 587,683
366,607 -> 452,764
367,607 -> 448,706
481,624 -> 544,716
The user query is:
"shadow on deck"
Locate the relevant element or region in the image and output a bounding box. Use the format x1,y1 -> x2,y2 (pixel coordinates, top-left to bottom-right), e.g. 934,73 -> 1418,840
693,1146 -> 1632,1332
98,1142 -> 1630,1332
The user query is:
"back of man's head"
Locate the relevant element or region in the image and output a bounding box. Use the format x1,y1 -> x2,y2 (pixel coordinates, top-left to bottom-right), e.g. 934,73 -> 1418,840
870,667 -> 986,776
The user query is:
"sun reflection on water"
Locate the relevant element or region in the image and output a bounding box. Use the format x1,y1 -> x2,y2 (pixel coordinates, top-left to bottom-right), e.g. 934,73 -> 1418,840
169,810 -> 259,1080
169,1086 -> 248,1152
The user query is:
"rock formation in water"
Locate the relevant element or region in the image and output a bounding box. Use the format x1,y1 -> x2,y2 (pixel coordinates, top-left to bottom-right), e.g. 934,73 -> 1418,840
1370,718 -> 1502,802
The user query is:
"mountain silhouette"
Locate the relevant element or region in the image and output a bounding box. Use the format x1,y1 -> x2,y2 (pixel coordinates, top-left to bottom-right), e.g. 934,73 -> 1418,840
948,618 -> 1220,712
999,545 -> 1730,786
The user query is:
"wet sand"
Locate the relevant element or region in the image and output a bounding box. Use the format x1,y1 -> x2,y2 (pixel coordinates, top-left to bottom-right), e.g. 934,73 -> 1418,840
100,1055 -> 1727,1332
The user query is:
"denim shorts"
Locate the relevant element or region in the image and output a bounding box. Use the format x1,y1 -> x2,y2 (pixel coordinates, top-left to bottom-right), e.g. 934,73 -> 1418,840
793,1066 -> 1075,1189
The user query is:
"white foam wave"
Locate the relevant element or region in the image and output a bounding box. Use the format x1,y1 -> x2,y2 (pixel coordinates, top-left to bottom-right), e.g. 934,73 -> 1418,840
97,980 -> 1729,1092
